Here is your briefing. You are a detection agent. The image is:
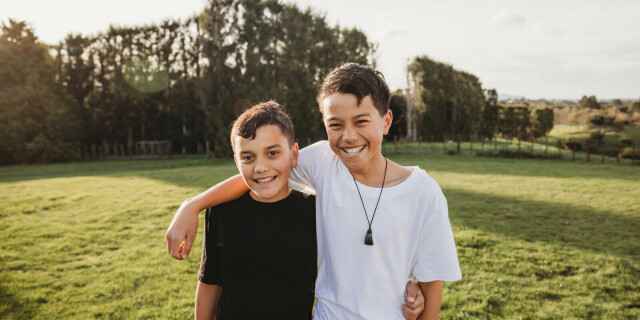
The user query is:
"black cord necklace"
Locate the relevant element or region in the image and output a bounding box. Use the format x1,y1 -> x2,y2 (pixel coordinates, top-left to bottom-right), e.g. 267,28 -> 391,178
352,155 -> 387,246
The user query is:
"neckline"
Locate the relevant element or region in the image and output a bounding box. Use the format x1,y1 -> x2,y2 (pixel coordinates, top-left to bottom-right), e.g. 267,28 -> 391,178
243,189 -> 296,207
338,160 -> 419,194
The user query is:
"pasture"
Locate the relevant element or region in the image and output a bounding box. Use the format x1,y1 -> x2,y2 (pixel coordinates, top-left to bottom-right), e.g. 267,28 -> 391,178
1,154 -> 638,319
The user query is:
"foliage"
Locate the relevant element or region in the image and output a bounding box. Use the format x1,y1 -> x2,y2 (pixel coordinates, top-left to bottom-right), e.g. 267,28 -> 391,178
530,106 -> 554,139
585,130 -> 605,153
475,149 -> 561,160
387,90 -> 407,140
409,55 -> 484,141
619,134 -> 633,148
579,95 -> 601,109
479,89 -> 499,140
0,20 -> 81,164
2,0 -> 374,162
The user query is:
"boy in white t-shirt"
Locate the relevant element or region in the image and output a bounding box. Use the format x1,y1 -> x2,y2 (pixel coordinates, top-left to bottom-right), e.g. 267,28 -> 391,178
166,63 -> 461,319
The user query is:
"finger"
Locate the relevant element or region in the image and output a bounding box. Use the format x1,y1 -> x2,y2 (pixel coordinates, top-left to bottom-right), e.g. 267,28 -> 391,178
170,237 -> 184,260
405,280 -> 419,302
181,233 -> 196,260
401,304 -> 415,320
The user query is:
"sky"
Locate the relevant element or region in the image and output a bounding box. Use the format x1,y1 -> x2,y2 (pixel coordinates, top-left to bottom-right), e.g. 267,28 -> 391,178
2,0 -> 639,100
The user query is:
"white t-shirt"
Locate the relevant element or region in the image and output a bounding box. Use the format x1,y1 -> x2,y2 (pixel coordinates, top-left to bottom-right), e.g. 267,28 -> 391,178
289,141 -> 462,320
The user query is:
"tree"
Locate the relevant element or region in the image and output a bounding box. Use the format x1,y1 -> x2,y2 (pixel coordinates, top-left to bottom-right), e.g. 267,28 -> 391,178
0,19 -> 80,164
480,89 -> 499,140
579,95 -> 600,109
530,106 -> 554,139
387,90 -> 407,140
409,55 -> 484,141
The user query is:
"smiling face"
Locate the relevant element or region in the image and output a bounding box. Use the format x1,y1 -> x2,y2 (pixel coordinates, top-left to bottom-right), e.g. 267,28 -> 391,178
322,93 -> 392,178
234,125 -> 298,203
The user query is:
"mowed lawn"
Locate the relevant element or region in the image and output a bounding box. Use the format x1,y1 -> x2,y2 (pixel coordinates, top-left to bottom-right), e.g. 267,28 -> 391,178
0,155 -> 638,319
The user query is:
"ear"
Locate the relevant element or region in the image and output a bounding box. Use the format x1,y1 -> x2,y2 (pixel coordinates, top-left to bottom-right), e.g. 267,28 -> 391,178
290,143 -> 299,168
383,109 -> 393,135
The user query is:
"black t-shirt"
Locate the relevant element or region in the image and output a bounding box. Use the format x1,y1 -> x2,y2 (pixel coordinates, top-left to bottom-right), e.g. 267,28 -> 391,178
198,190 -> 317,320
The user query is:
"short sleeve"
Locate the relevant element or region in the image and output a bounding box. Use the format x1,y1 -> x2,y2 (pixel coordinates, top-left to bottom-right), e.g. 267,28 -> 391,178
198,207 -> 223,285
413,183 -> 462,282
288,141 -> 332,194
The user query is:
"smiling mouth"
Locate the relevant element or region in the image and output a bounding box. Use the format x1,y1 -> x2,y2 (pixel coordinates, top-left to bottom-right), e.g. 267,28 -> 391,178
254,176 -> 277,184
342,145 -> 366,155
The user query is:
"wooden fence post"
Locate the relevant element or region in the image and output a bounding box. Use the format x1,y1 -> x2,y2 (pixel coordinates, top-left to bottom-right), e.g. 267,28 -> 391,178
545,136 -> 548,157
586,142 -> 590,162
494,137 -> 497,153
394,136 -> 398,155
443,135 -> 447,155
167,141 -> 172,159
470,135 -> 473,156
206,140 -> 211,159
558,139 -> 562,159
456,135 -> 461,155
601,141 -> 605,163
120,144 -> 125,158
571,138 -> 576,161
430,136 -> 434,154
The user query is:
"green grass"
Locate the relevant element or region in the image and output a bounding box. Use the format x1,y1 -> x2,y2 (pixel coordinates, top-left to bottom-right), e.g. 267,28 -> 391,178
1,155 -> 638,319
382,125 -> 640,164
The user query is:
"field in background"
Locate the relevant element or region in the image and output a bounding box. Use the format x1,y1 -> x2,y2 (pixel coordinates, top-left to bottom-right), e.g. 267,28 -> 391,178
1,155 -> 638,319
380,125 -> 640,164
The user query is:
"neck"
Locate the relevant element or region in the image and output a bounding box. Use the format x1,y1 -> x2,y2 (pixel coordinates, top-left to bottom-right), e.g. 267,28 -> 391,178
249,187 -> 291,203
350,153 -> 387,186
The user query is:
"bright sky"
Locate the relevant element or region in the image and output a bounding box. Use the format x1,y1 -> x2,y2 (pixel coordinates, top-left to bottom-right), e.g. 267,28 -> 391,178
2,0 -> 639,100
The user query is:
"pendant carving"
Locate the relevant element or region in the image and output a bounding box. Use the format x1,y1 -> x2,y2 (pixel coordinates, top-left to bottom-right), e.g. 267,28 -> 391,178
364,229 -> 373,246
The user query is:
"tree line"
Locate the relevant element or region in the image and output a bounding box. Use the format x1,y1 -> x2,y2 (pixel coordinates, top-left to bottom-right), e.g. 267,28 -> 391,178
387,55 -> 554,146
0,0 -> 374,164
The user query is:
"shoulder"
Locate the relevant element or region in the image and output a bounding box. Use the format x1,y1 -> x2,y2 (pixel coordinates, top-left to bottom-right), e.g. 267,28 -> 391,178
289,190 -> 316,213
404,167 -> 446,200
299,140 -> 334,159
207,192 -> 252,215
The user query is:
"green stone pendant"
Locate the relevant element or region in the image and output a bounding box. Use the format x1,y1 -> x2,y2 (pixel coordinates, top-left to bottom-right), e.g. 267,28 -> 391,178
364,229 -> 373,246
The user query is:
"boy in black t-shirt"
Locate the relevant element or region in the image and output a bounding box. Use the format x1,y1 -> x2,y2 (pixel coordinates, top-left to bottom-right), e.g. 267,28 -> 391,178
195,101 -> 316,319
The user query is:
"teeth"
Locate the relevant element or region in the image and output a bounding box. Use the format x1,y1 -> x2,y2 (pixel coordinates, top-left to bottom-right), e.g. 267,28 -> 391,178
344,146 -> 364,154
255,176 -> 276,183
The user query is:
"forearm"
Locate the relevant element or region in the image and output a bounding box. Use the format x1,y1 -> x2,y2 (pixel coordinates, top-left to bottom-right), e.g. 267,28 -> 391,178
166,174 -> 249,259
195,282 -> 222,320
418,281 -> 443,320
186,174 -> 249,213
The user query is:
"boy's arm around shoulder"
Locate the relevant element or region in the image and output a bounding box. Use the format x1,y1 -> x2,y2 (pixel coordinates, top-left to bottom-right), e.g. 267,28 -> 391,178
195,281 -> 222,320
165,174 -> 249,260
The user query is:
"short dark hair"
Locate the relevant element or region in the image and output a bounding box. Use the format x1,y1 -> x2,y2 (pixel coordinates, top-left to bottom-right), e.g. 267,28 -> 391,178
230,101 -> 295,152
316,63 -> 391,116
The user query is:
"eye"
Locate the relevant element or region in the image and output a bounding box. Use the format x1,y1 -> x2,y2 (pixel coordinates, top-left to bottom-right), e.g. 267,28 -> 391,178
241,155 -> 254,161
267,150 -> 280,157
328,123 -> 342,128
356,119 -> 368,125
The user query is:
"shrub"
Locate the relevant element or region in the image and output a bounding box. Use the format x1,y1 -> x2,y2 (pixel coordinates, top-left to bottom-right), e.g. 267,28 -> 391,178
563,140 -> 582,151
475,150 -> 560,160
621,147 -> 640,160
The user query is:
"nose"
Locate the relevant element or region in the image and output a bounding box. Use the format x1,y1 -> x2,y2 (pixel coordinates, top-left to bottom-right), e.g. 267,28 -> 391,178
343,125 -> 357,142
254,157 -> 269,173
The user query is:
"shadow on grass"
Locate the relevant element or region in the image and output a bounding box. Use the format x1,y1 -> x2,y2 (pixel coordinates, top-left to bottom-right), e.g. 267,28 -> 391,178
445,187 -> 640,260
392,154 -> 640,181
0,280 -> 35,319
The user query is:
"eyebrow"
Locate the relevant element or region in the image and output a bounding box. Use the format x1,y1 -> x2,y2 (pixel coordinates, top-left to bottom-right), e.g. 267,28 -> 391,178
326,113 -> 371,122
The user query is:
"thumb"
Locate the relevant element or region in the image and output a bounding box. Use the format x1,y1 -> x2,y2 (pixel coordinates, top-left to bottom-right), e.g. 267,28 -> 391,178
181,234 -> 196,260
405,281 -> 418,303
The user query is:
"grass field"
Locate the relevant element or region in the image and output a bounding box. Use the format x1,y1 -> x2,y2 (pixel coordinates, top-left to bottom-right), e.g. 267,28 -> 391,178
1,154 -> 639,319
